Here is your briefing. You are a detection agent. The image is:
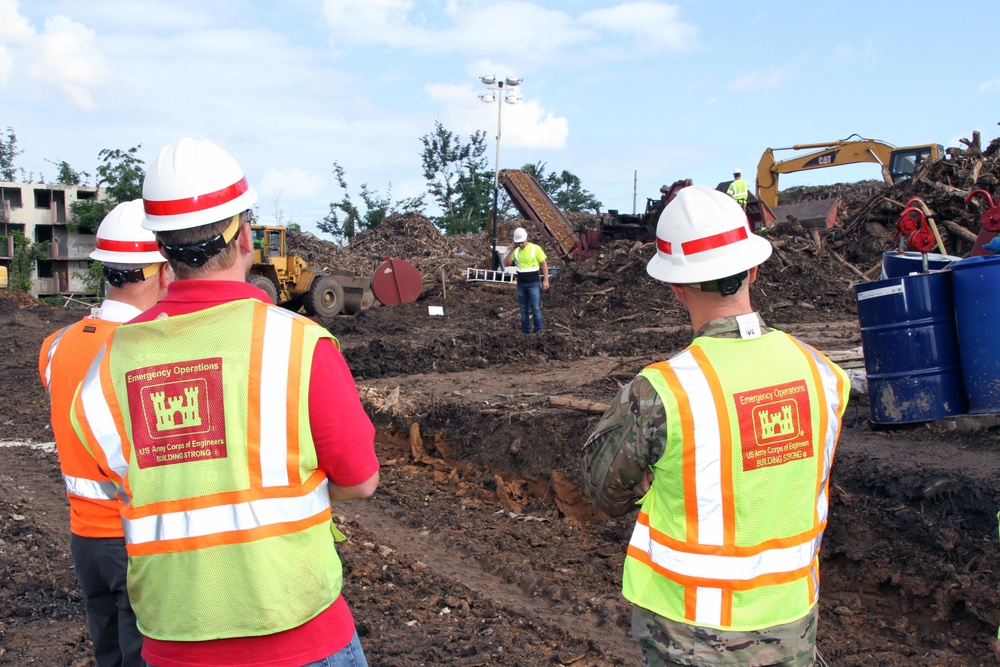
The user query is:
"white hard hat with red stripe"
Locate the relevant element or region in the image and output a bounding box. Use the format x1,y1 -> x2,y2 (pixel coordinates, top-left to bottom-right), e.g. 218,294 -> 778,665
141,138 -> 258,232
89,200 -> 165,264
646,185 -> 771,284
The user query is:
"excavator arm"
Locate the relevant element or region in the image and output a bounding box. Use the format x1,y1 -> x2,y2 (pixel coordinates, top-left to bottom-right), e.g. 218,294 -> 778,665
755,136 -> 941,208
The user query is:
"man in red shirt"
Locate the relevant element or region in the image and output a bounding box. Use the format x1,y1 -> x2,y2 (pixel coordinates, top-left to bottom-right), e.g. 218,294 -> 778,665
72,138 -> 379,667
40,199 -> 172,667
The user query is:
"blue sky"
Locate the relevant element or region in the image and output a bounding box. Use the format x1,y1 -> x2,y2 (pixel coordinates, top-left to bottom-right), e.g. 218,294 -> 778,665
3,0 -> 998,235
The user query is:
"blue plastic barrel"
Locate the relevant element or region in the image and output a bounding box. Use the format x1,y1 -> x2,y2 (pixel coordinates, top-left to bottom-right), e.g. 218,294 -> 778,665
854,271 -> 966,424
881,251 -> 960,279
950,255 -> 1000,413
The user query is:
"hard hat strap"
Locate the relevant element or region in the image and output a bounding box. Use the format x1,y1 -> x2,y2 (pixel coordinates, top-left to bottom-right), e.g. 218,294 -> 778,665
103,262 -> 163,288
158,214 -> 243,267
689,271 -> 749,296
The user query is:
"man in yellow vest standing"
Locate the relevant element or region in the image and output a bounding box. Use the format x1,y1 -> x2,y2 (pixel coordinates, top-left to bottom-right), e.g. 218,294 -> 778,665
39,199 -> 172,667
71,138 -> 380,667
582,185 -> 849,667
726,168 -> 749,208
503,226 -> 550,333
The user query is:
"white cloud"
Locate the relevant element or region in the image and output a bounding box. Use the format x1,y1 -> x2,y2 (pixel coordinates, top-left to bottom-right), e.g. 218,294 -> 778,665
259,167 -> 327,211
425,81 -> 568,151
727,66 -> 795,91
579,2 -> 698,52
0,3 -> 107,108
0,0 -> 35,88
321,0 -> 695,60
979,78 -> 1000,94
27,15 -> 108,110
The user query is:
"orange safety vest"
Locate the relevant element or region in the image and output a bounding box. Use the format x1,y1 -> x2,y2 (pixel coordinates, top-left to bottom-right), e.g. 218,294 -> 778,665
39,317 -> 125,538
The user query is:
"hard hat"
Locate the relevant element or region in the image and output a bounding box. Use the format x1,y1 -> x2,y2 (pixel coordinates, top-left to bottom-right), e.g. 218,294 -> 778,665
89,200 -> 165,264
142,138 -> 258,232
512,227 -> 528,243
733,168 -> 742,175
646,185 -> 771,284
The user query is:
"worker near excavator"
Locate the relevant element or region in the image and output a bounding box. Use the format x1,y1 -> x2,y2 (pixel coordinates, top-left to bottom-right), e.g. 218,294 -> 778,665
70,138 -> 379,667
39,199 -> 173,667
581,185 -> 849,667
726,168 -> 749,208
503,226 -> 550,333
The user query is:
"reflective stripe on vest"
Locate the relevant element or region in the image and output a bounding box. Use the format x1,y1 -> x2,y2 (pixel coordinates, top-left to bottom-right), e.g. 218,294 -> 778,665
77,343 -> 130,485
626,332 -> 847,630
63,473 -> 118,501
124,476 -> 330,546
42,325 -> 71,397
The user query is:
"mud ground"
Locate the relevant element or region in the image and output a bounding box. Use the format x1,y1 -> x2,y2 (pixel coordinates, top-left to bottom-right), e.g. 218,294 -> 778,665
3,209 -> 1000,666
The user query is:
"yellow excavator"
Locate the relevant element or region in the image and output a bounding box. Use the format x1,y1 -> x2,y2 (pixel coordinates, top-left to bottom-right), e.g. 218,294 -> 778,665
755,135 -> 943,208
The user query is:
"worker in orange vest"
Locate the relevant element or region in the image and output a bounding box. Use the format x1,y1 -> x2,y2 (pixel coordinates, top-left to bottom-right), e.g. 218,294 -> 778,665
38,199 -> 172,667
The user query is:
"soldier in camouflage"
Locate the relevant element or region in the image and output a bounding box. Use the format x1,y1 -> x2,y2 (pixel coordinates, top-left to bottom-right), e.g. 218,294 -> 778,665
582,185 -> 847,667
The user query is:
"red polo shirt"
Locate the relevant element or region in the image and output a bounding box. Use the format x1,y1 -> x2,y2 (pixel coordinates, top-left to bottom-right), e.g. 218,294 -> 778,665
133,281 -> 378,667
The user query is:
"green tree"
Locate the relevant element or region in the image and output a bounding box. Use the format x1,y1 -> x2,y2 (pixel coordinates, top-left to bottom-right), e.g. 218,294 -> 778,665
72,260 -> 107,298
4,231 -> 49,292
0,127 -> 23,182
68,145 -> 145,234
522,162 -> 601,213
420,121 -> 493,234
46,159 -> 90,186
317,161 -> 423,239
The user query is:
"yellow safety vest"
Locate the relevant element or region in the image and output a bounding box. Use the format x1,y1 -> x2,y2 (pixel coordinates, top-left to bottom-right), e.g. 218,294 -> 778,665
728,178 -> 749,203
72,300 -> 345,641
623,331 -> 848,631
513,243 -> 546,273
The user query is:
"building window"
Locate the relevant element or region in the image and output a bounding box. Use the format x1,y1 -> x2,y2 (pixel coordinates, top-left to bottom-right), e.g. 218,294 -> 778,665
77,190 -> 97,201
1,187 -> 22,209
34,189 -> 52,209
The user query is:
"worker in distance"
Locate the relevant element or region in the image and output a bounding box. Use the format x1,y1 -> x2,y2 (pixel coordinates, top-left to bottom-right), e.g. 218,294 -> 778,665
503,226 -> 550,334
582,185 -> 849,667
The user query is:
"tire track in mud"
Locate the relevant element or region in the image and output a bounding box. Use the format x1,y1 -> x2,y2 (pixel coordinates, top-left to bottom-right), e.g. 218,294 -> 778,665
342,478 -> 641,666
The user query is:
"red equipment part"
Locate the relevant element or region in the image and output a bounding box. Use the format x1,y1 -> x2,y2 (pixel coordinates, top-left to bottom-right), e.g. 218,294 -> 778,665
894,207 -> 936,253
965,189 -> 1000,256
966,190 -> 1000,231
370,258 -> 422,306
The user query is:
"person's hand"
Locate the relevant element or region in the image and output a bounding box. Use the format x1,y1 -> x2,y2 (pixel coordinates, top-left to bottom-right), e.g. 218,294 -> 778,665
632,469 -> 654,497
542,277 -> 550,291
994,637 -> 1000,662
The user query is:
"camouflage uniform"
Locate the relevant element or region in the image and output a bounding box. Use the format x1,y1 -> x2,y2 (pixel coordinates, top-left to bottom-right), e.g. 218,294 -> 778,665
581,313 -> 819,667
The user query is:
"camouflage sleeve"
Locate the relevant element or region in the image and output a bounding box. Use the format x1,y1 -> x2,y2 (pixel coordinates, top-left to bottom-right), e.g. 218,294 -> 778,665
581,376 -> 667,517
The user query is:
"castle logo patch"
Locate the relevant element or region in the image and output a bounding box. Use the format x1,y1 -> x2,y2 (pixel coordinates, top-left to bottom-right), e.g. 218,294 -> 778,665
125,358 -> 227,468
734,380 -> 813,471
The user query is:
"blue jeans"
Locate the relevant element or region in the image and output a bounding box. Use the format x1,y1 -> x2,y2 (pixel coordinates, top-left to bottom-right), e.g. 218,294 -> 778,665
517,280 -> 542,333
301,632 -> 368,666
